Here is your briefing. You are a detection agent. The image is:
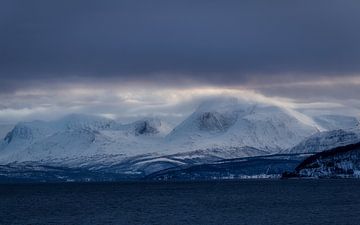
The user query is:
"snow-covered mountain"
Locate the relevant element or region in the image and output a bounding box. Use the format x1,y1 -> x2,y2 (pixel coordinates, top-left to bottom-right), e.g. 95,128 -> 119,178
0,98 -> 359,178
0,114 -> 169,163
313,115 -> 359,131
165,99 -> 319,153
287,128 -> 360,154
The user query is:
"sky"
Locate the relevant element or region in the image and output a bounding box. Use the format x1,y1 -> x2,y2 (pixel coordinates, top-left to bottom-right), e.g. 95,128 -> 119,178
0,0 -> 360,124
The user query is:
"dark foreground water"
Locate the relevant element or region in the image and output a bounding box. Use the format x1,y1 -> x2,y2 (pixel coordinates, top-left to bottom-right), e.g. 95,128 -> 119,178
1,180 -> 360,225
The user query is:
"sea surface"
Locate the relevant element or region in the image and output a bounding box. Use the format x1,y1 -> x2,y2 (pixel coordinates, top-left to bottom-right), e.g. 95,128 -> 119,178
1,179 -> 360,225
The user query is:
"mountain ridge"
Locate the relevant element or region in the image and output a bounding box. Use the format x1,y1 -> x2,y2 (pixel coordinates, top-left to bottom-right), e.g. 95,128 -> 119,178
0,99 -> 359,178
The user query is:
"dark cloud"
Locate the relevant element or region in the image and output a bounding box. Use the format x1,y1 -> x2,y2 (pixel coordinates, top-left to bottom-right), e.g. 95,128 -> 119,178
0,0 -> 360,91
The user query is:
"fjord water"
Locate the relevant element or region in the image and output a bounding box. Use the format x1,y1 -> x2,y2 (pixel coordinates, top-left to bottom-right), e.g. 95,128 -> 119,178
1,180 -> 360,225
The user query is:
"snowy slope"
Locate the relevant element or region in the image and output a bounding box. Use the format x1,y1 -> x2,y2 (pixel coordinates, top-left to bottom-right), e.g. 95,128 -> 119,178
0,115 -> 169,163
313,115 -> 359,131
287,128 -> 360,154
165,99 -> 319,153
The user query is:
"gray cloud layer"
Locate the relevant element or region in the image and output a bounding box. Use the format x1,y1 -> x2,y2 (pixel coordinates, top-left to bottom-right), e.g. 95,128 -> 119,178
1,1 -> 360,124
1,0 -> 360,91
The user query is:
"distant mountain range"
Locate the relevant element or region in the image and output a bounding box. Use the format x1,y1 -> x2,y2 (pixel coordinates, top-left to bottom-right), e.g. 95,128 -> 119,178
0,98 -> 359,181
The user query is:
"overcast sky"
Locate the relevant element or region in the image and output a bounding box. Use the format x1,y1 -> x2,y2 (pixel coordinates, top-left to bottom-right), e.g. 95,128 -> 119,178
0,0 -> 360,123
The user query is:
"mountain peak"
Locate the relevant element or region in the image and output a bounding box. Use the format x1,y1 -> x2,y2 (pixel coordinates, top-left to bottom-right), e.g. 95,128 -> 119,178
198,111 -> 238,132
133,119 -> 160,136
